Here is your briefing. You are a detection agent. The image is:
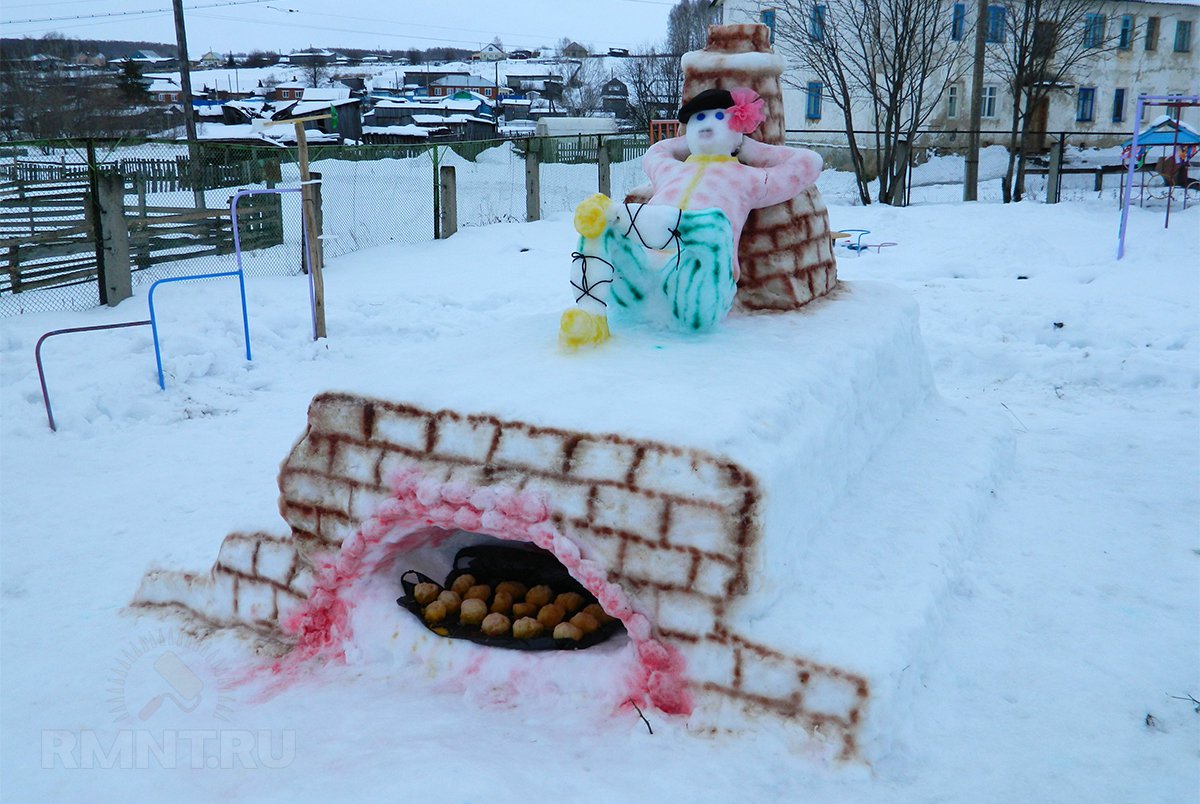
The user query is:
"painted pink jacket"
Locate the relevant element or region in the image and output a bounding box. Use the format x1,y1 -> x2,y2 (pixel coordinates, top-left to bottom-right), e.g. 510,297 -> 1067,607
642,136 -> 823,280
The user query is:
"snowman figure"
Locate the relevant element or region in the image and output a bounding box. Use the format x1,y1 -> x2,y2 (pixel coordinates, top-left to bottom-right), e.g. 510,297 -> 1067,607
560,87 -> 823,348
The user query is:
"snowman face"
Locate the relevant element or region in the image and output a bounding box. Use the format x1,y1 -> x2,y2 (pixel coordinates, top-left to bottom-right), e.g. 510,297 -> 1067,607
685,108 -> 741,156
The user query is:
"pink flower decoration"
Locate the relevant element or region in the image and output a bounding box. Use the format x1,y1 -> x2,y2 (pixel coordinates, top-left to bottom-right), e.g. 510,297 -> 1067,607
727,87 -> 765,134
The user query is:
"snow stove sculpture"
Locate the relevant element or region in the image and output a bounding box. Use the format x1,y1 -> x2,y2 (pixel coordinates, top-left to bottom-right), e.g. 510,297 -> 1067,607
134,24 -> 1006,763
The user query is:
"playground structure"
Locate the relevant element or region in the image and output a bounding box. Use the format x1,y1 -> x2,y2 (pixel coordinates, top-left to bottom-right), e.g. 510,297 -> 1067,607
35,187 -> 318,431
1117,94 -> 1200,259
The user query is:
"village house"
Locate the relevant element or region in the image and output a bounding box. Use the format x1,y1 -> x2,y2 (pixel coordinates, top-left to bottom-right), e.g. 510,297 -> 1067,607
404,68 -> 471,91
364,95 -> 494,126
601,76 -> 631,116
147,75 -> 183,104
429,74 -> 500,99
197,51 -> 225,68
273,87 -> 363,143
271,79 -> 307,102
561,41 -> 590,58
474,43 -> 507,61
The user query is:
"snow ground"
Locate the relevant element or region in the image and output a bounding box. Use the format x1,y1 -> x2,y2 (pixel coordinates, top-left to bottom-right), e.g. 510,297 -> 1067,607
0,189 -> 1197,801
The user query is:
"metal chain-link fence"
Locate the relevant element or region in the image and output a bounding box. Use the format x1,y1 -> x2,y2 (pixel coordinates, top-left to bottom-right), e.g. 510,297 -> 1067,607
2,129 -> 1157,317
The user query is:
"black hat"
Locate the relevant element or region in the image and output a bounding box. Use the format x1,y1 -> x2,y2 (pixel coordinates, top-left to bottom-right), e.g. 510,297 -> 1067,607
678,88 -> 734,124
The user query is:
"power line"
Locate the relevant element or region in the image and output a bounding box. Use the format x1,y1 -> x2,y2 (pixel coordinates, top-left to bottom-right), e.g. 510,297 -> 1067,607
4,0 -> 116,10
189,11 -> 645,50
2,0 -> 269,26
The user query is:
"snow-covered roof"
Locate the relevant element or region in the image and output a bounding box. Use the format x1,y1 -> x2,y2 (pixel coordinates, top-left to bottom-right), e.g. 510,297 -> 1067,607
286,98 -> 361,117
431,75 -> 497,88
1125,114 -> 1200,147
411,114 -> 495,127
302,87 -> 352,102
362,124 -> 431,138
372,98 -> 484,114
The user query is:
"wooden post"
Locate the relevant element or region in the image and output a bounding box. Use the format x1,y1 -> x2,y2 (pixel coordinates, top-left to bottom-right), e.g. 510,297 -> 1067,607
295,120 -> 327,338
85,140 -> 108,306
439,164 -> 458,238
97,172 -> 132,306
1046,137 -> 1063,204
892,138 -> 911,207
525,138 -> 541,222
597,134 -> 612,197
432,146 -> 441,240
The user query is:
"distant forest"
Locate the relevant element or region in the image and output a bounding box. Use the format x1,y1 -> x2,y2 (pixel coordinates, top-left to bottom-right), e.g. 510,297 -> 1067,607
1,34 -> 474,65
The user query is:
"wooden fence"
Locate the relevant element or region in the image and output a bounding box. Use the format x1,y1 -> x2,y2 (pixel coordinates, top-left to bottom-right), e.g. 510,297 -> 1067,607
0,179 -> 96,294
1,172 -> 287,301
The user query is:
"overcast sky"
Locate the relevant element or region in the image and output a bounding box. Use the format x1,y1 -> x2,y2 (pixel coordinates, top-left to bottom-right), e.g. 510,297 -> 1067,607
1,0 -> 676,54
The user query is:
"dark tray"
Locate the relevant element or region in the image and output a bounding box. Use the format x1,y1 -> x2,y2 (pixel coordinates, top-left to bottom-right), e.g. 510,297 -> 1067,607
396,544 -> 623,651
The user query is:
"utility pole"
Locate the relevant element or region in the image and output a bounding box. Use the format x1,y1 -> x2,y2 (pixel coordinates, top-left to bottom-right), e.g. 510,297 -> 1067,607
964,0 -> 988,201
172,0 -> 204,208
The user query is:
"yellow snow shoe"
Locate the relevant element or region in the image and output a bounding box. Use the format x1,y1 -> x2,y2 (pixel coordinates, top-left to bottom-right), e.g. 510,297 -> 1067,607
559,308 -> 611,349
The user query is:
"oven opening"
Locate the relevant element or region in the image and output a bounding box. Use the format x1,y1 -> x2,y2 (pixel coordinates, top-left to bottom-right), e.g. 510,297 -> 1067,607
396,536 -> 625,650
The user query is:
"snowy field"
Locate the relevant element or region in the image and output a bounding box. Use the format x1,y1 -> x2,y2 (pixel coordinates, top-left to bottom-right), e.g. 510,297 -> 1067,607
0,184 -> 1197,801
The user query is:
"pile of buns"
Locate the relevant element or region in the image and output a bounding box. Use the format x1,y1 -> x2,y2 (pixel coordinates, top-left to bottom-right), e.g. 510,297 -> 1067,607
412,574 -> 614,642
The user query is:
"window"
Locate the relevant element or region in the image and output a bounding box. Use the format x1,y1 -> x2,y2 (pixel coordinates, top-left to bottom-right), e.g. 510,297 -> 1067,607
1112,88 -> 1126,122
986,6 -> 1006,43
761,9 -> 776,45
1174,20 -> 1192,52
1145,16 -> 1159,50
1083,14 -> 1105,48
1033,21 -> 1058,59
1076,87 -> 1095,122
810,4 -> 826,42
947,85 -> 959,118
1118,15 -> 1133,49
805,81 -> 823,120
982,85 -> 997,118
952,4 -> 965,40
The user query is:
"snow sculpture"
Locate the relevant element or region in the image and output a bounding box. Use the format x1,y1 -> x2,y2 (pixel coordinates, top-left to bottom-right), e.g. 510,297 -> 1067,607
559,87 -> 824,348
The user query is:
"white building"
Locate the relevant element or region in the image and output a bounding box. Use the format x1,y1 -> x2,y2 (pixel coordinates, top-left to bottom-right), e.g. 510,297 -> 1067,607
718,0 -> 1199,147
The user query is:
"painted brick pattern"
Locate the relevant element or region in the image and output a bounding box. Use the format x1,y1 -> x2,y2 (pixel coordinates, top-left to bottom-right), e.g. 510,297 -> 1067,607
134,384 -> 869,757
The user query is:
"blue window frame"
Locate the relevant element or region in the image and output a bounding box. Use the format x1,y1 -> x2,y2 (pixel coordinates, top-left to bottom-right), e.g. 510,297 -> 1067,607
805,81 -> 823,120
810,5 -> 826,41
1112,88 -> 1126,122
1118,15 -> 1133,49
986,6 -> 1006,43
1076,87 -> 1095,122
1175,20 -> 1193,52
762,9 -> 776,45
951,4 -> 965,40
1084,14 -> 1106,48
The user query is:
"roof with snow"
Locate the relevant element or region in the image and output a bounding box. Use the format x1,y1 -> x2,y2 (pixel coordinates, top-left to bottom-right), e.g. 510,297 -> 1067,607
1125,115 -> 1200,148
302,87 -> 352,102
362,124 -> 431,138
431,75 -> 497,89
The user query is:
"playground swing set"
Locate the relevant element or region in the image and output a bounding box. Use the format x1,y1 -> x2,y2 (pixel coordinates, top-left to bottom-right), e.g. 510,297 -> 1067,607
35,116 -> 331,431
1117,93 -> 1200,259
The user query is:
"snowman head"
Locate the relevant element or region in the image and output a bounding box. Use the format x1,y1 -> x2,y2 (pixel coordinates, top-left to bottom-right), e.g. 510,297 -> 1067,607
678,87 -> 766,157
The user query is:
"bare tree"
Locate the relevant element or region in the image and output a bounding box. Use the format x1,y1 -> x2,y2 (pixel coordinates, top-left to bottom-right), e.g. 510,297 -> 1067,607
666,0 -> 719,55
563,58 -> 607,116
619,47 -> 684,132
302,59 -> 330,88
987,0 -> 1118,201
769,0 -> 967,205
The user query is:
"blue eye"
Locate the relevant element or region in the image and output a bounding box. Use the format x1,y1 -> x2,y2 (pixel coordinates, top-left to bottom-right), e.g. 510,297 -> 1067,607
695,112 -> 706,121
715,111 -> 725,120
